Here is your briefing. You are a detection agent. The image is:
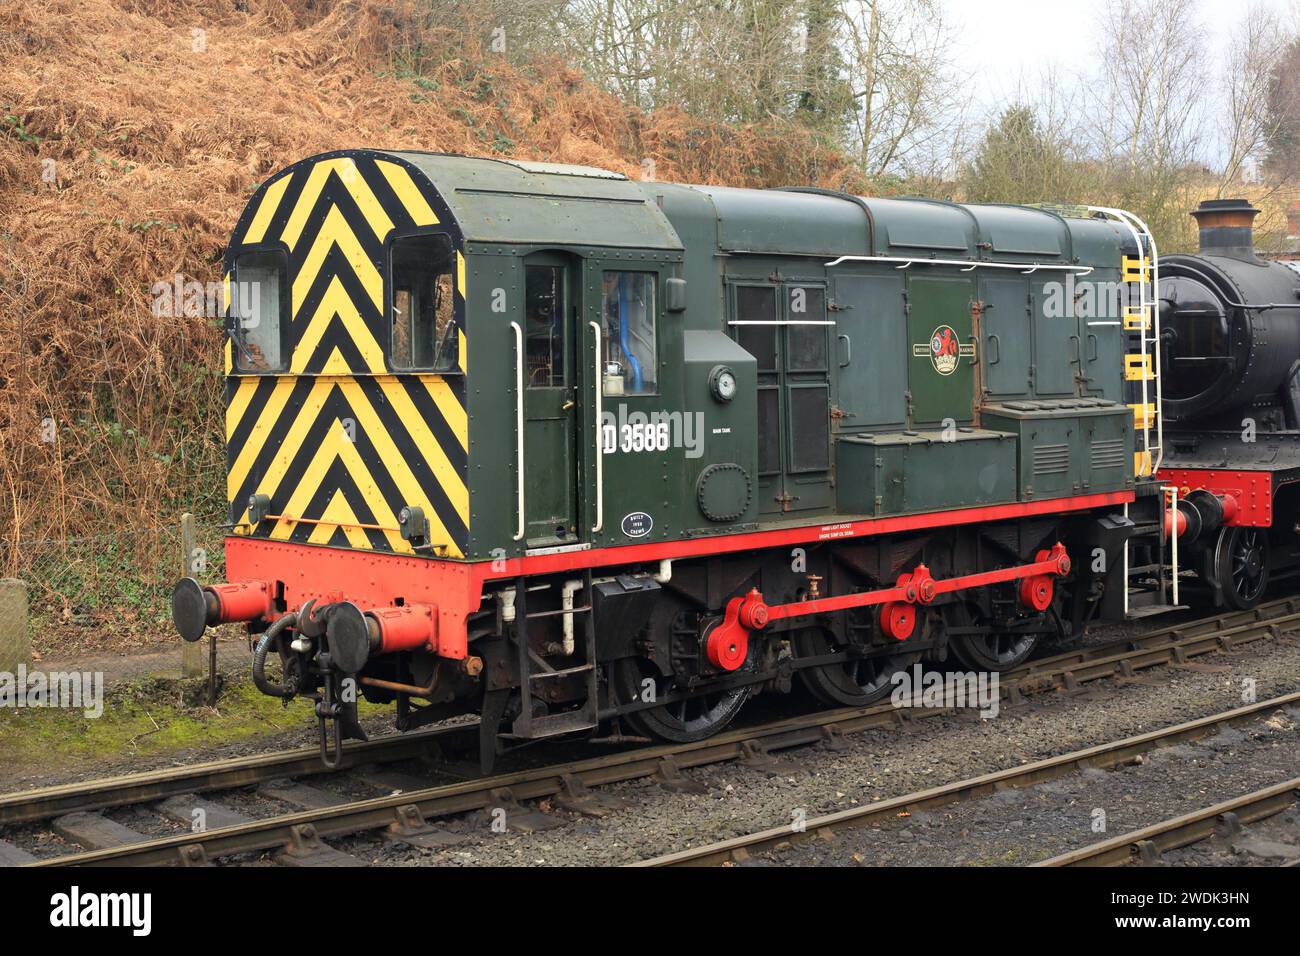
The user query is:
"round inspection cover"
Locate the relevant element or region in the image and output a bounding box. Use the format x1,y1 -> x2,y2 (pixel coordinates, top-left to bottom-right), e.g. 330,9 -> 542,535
696,463 -> 752,522
326,602 -> 371,674
172,577 -> 209,643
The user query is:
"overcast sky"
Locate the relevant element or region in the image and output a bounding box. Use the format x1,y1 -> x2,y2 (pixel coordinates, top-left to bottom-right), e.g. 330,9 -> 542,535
949,0 -> 1297,160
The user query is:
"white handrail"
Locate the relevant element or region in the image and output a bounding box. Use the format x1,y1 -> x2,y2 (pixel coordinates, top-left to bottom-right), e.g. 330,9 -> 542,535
590,320 -> 604,534
1090,204 -> 1174,614
1087,204 -> 1164,475
1166,485 -> 1179,607
825,254 -> 1095,275
511,321 -> 525,541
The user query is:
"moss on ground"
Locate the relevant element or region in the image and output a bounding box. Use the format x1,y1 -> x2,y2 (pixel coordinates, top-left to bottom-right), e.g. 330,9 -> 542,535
0,672 -> 382,770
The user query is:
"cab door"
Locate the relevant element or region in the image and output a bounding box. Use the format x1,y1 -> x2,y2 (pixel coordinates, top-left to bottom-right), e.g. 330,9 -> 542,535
584,261 -> 664,541
521,257 -> 579,546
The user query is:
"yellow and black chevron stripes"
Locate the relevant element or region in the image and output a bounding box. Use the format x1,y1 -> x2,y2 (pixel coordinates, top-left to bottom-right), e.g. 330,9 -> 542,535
224,151 -> 469,556
292,274 -> 385,375
225,374 -> 469,556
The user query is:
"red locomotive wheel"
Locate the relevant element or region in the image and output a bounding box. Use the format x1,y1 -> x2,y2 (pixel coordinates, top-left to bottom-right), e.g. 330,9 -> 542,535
880,601 -> 916,640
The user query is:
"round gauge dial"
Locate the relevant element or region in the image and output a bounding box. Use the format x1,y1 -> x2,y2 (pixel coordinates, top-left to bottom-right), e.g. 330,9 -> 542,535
709,365 -> 737,403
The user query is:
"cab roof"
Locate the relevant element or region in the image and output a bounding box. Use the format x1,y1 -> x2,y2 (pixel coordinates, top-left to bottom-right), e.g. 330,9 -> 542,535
389,151 -> 683,251
239,150 -> 1125,265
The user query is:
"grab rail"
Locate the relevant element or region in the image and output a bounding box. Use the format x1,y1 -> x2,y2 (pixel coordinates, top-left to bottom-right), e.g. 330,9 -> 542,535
511,321 -> 525,541
590,320 -> 604,534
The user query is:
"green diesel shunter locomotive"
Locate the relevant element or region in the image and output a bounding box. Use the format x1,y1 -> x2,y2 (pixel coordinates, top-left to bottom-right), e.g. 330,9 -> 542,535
174,150 -> 1157,767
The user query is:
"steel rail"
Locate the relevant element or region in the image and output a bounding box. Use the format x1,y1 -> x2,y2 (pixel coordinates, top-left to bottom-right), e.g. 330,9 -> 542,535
0,723 -> 478,828
1034,778 -> 1300,867
21,603 -> 1300,867
3,596 -> 1297,834
632,691 -> 1300,867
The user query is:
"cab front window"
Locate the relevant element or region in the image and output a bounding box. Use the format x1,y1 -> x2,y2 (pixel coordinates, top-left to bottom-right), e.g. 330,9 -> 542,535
390,233 -> 458,372
229,250 -> 288,373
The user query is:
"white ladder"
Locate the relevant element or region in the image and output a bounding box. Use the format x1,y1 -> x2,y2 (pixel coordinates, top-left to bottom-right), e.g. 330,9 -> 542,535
1086,206 -> 1177,616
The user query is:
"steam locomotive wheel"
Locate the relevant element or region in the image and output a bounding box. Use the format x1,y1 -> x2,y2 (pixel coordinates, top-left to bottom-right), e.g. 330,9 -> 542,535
1214,525 -> 1269,610
610,657 -> 751,743
944,602 -> 1042,672
795,626 -> 922,706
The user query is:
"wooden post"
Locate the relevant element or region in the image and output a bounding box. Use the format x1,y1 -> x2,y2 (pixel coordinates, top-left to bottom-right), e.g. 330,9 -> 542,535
180,513 -> 205,678
0,579 -> 29,674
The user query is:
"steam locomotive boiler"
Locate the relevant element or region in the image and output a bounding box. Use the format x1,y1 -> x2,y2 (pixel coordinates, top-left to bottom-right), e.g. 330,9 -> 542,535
1155,200 -> 1300,608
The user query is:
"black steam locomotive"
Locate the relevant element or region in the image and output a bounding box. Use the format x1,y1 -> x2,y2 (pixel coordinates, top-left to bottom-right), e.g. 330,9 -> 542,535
1154,199 -> 1300,608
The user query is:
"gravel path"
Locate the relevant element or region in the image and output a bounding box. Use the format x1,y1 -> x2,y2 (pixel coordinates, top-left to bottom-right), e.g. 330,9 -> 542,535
320,636 -> 1300,866
1160,805 -> 1300,866
750,705 -> 1300,866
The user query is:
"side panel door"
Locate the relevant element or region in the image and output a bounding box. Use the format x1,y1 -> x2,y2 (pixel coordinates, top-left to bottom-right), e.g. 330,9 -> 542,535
906,275 -> 976,425
978,276 -> 1032,399
781,284 -> 833,513
1032,279 -> 1077,396
731,285 -> 783,516
730,283 -> 833,515
1081,300 -> 1124,403
829,274 -> 907,429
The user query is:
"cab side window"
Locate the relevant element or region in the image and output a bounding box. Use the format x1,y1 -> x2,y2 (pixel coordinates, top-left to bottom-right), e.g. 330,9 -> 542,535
525,265 -> 565,387
601,271 -> 656,396
390,234 -> 458,372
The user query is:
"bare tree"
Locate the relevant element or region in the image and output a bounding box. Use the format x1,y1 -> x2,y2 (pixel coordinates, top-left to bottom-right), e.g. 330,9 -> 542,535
1095,0 -> 1205,172
1265,35 -> 1300,181
1219,2 -> 1294,195
1085,0 -> 1209,248
560,1 -> 815,124
558,1 -> 963,180
837,0 -> 966,178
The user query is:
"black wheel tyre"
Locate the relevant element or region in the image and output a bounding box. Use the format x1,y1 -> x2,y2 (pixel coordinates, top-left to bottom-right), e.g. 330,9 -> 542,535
795,626 -> 921,706
1214,525 -> 1269,610
609,656 -> 750,743
945,602 -> 1042,672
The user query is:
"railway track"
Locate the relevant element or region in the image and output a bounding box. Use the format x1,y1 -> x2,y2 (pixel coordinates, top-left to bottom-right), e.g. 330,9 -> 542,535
1034,778 -> 1300,867
633,691 -> 1300,867
3,596 -> 1298,867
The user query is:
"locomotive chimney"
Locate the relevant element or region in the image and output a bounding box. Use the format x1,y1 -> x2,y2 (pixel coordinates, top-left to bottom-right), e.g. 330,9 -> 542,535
1191,198 -> 1261,262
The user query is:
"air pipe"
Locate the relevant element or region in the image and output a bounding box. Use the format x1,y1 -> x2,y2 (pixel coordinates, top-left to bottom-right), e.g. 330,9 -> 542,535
252,612 -> 298,699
